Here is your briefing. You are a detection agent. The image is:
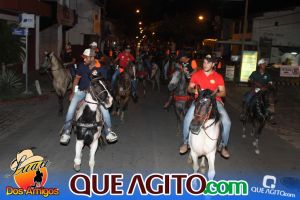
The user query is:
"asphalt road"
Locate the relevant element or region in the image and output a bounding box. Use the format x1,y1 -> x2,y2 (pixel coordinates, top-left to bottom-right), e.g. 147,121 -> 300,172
0,84 -> 299,181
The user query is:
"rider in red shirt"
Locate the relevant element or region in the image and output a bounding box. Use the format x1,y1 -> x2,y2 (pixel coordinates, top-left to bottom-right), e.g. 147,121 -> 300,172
180,55 -> 231,158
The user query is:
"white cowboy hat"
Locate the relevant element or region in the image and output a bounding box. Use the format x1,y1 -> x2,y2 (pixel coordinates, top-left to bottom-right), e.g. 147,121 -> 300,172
89,42 -> 97,47
10,149 -> 44,171
82,49 -> 96,57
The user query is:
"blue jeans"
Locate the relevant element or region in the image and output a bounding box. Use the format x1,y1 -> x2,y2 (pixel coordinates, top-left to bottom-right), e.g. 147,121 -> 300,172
111,68 -> 121,93
131,79 -> 137,95
182,101 -> 231,147
63,91 -> 112,135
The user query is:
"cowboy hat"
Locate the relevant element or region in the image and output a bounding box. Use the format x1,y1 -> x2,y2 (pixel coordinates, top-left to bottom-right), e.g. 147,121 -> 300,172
10,149 -> 44,171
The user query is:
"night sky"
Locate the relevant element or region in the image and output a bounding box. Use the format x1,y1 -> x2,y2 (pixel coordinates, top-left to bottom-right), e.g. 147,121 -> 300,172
106,0 -> 300,38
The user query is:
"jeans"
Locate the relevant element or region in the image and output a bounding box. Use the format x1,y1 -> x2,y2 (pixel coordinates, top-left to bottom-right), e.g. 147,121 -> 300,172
111,68 -> 121,93
182,101 -> 231,147
131,79 -> 137,95
63,91 -> 112,135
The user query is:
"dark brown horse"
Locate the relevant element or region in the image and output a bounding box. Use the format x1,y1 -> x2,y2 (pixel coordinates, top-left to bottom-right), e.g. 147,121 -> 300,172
41,52 -> 72,115
240,85 -> 277,155
112,70 -> 132,121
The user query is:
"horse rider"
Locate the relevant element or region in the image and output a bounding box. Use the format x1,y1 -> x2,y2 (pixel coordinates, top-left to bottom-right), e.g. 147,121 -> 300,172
112,45 -> 138,101
240,58 -> 274,120
163,51 -> 198,109
61,42 -> 77,77
60,48 -> 118,145
180,55 -> 231,158
89,41 -> 103,60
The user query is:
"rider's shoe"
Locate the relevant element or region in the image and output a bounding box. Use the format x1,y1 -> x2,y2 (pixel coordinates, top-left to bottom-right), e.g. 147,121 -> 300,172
106,131 -> 118,143
179,144 -> 189,154
221,147 -> 230,158
60,130 -> 71,145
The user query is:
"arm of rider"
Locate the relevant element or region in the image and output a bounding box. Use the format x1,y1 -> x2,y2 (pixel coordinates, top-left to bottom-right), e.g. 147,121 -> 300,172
187,82 -> 198,95
216,85 -> 226,98
70,75 -> 81,101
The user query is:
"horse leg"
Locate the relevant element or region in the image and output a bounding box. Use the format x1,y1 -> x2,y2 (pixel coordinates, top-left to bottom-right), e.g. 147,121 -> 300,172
156,74 -> 160,92
74,140 -> 84,172
242,120 -> 247,138
143,79 -> 146,96
190,150 -> 199,173
89,133 -> 99,175
206,151 -> 216,180
58,95 -> 64,116
253,122 -> 264,155
199,156 -> 206,175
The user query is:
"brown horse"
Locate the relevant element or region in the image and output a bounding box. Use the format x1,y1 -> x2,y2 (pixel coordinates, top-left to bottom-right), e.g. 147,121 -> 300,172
41,52 -> 72,115
112,70 -> 132,121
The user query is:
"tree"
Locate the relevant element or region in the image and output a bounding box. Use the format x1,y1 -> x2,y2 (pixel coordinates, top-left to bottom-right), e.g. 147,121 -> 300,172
0,20 -> 25,73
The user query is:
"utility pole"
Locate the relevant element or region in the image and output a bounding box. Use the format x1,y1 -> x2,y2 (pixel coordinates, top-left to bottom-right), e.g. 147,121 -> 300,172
241,0 -> 249,51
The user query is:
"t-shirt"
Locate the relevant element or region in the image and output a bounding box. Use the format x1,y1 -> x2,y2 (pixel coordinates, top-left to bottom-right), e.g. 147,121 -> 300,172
76,63 -> 107,90
117,52 -> 135,68
249,70 -> 272,88
190,70 -> 225,102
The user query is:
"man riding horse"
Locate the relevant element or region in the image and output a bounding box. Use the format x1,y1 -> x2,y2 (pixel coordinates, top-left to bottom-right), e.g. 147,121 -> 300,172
111,45 -> 138,102
240,58 -> 275,123
180,55 -> 231,158
60,48 -> 118,145
164,51 -> 197,109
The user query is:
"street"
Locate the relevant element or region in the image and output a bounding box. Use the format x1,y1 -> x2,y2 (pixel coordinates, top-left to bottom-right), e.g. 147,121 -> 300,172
0,84 -> 299,177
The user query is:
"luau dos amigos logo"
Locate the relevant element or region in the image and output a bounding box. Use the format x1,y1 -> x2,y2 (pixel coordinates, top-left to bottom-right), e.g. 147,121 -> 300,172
6,149 -> 59,197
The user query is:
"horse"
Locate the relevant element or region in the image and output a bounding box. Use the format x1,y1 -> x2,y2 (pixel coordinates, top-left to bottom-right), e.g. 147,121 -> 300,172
40,52 -> 72,115
168,69 -> 192,134
73,77 -> 113,174
112,70 -> 131,121
136,56 -> 148,96
151,63 -> 161,91
240,85 -> 277,155
188,89 -> 220,180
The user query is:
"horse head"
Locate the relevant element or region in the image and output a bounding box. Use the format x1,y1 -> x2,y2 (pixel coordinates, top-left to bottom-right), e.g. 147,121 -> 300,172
89,78 -> 113,109
190,89 -> 219,134
117,72 -> 131,97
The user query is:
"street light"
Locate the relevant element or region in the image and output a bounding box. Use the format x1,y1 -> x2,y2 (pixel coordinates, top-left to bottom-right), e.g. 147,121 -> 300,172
139,27 -> 142,30
136,9 -> 140,14
136,36 -> 139,39
152,32 -> 155,35
139,21 -> 142,25
198,15 -> 204,21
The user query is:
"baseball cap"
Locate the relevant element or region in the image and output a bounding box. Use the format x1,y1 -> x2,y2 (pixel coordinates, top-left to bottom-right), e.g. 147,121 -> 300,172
258,58 -> 267,65
204,54 -> 214,63
82,49 -> 96,57
89,42 -> 97,47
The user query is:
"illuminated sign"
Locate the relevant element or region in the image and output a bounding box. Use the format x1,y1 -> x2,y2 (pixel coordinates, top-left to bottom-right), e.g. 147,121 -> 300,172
240,51 -> 258,82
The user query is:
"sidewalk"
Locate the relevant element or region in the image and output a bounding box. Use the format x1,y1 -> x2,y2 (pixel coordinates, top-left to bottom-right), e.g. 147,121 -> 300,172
225,82 -> 300,149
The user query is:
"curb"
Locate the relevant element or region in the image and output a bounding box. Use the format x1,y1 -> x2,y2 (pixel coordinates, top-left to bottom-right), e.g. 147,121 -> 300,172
0,94 -> 49,106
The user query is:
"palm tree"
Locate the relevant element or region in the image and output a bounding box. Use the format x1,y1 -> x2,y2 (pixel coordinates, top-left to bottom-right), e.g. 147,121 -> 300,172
0,20 -> 25,73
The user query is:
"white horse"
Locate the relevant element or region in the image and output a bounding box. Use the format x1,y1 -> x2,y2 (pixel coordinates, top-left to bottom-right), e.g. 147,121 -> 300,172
151,63 -> 161,91
73,78 -> 113,174
188,89 -> 220,180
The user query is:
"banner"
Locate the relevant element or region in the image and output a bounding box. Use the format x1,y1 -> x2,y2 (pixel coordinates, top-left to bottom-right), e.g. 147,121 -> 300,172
280,66 -> 300,77
240,51 -> 258,82
57,4 -> 75,27
225,65 -> 235,81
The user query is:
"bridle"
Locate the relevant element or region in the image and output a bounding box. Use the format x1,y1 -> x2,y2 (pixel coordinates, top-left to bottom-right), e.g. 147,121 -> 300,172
85,79 -> 110,106
192,97 -> 218,140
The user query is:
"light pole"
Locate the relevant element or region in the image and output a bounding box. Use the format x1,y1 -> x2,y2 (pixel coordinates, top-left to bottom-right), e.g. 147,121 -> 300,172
241,0 -> 249,51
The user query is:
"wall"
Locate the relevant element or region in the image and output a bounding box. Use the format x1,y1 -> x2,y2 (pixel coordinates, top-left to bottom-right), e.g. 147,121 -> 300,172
252,7 -> 300,47
67,0 -> 101,45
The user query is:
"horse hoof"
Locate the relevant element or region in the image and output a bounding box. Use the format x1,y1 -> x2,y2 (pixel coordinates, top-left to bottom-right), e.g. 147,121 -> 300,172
199,167 -> 206,175
255,149 -> 260,155
250,132 -> 254,136
74,164 -> 81,172
252,141 -> 257,146
242,134 -> 246,138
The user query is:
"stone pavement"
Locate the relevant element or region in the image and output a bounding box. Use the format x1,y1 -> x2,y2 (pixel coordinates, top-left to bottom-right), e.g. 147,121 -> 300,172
225,82 -> 300,149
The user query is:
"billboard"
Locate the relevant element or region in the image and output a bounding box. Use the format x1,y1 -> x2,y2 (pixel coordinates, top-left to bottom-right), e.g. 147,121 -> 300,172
240,51 -> 258,82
